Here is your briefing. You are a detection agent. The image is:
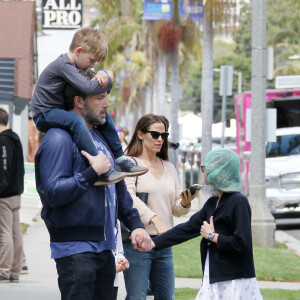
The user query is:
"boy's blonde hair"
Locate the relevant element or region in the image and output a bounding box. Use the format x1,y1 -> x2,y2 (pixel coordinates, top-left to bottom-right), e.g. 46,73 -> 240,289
69,27 -> 108,63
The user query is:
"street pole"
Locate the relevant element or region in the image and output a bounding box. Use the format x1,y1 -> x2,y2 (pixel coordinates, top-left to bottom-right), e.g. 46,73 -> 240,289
219,65 -> 233,148
237,71 -> 242,93
221,93 -> 227,147
170,0 -> 180,144
249,0 -> 275,247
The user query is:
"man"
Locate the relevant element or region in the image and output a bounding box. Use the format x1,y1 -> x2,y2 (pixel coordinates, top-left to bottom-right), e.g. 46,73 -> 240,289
0,108 -> 24,283
34,69 -> 152,300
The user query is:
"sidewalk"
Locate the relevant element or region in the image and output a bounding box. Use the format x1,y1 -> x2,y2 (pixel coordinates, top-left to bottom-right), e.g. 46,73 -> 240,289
0,217 -> 60,300
2,199 -> 300,299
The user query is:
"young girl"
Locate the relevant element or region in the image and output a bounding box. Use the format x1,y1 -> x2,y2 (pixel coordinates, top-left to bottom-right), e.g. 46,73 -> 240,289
151,148 -> 263,300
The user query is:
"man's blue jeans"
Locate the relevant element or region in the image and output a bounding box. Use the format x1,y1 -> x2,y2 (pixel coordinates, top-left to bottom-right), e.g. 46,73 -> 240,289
123,242 -> 175,300
55,251 -> 115,300
34,108 -> 123,158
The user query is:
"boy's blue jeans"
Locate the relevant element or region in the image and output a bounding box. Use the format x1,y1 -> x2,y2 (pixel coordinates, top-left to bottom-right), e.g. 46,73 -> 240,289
33,108 -> 123,159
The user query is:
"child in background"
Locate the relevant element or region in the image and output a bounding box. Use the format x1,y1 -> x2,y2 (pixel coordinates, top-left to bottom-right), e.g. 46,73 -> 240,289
113,220 -> 130,300
30,27 -> 147,185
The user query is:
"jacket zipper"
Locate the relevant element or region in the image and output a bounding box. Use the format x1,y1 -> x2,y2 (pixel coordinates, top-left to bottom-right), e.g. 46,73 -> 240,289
91,127 -> 118,240
104,190 -> 107,241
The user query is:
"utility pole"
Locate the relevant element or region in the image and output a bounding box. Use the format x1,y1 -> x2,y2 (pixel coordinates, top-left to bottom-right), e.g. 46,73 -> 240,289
219,65 -> 233,148
249,0 -> 275,247
170,0 -> 180,143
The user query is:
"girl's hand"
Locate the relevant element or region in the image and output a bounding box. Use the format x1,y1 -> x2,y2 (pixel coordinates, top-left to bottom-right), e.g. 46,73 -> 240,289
200,216 -> 215,239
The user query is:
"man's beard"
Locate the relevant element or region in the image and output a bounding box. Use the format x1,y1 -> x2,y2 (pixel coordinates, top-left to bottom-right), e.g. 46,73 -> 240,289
83,101 -> 106,126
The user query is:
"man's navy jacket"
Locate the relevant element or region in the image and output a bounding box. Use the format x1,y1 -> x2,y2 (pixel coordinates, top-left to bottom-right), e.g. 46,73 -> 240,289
35,127 -> 144,242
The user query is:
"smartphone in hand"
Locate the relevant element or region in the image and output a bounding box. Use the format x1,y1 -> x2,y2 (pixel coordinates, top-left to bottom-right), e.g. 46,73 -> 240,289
182,184 -> 203,196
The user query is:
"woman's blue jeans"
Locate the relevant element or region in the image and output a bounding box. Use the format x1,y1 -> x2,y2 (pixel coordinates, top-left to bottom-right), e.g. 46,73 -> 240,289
123,242 -> 175,300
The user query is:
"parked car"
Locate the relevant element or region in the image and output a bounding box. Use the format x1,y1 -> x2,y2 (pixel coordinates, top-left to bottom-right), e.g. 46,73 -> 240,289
265,127 -> 300,218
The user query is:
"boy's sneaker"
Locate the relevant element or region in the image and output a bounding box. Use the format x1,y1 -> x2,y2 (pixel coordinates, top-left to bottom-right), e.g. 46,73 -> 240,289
94,169 -> 126,186
116,158 -> 148,177
0,275 -> 9,283
21,265 -> 29,274
10,277 -> 19,283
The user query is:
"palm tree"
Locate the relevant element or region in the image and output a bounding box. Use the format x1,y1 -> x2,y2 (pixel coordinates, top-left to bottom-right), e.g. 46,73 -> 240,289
93,0 -> 149,124
200,0 -> 237,160
93,0 -> 201,127
200,0 -> 237,199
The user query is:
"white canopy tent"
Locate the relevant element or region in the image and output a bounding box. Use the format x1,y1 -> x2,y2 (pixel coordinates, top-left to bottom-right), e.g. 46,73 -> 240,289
178,113 -> 236,143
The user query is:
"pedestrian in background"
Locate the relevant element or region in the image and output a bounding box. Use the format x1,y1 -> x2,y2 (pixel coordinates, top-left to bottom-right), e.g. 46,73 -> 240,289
150,148 -> 263,300
123,114 -> 198,300
0,108 -> 24,283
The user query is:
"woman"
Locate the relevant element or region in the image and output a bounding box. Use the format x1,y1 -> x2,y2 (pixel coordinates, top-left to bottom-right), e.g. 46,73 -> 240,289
123,114 -> 197,300
151,148 -> 263,300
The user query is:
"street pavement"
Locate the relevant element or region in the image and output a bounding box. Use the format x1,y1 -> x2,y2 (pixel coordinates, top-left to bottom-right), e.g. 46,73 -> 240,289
1,197 -> 300,300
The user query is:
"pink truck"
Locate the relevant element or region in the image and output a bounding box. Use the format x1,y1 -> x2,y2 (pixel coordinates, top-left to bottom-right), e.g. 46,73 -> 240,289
235,89 -> 300,216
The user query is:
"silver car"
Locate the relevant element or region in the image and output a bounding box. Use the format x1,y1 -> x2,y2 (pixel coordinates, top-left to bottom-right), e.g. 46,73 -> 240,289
265,127 -> 300,217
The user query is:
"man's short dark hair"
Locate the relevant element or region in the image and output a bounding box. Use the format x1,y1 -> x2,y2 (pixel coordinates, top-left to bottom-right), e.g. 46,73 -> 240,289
64,69 -> 97,111
0,108 -> 8,126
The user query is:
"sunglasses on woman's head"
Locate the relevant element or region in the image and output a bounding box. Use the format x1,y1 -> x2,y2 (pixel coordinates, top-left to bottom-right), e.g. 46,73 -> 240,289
142,131 -> 169,141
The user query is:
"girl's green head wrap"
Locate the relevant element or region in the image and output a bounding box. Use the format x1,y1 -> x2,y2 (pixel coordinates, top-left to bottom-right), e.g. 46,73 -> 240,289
205,148 -> 241,192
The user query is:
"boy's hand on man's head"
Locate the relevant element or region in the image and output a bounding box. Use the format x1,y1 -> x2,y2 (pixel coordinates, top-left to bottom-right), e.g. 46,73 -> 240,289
92,70 -> 113,88
93,71 -> 109,88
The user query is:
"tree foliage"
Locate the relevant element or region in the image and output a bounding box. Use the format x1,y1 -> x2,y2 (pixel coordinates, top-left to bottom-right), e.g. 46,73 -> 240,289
233,0 -> 300,57
91,0 -> 202,116
181,49 -> 251,122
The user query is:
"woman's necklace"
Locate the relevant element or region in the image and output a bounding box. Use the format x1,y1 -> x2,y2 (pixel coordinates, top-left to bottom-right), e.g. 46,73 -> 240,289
141,157 -> 159,168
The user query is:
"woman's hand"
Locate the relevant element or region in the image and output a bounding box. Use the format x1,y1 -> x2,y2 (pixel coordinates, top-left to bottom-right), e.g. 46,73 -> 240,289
149,216 -> 168,235
200,216 -> 215,239
180,189 -> 199,208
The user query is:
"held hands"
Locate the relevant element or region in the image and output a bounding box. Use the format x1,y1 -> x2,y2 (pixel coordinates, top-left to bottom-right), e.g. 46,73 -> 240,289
180,189 -> 199,208
149,216 -> 168,235
200,216 -> 215,240
115,257 -> 130,273
92,70 -> 114,88
81,150 -> 111,176
131,228 -> 152,252
133,234 -> 155,252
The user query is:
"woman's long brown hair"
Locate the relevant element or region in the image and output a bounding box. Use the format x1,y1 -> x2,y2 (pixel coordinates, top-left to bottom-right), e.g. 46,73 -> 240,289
125,114 -> 169,161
